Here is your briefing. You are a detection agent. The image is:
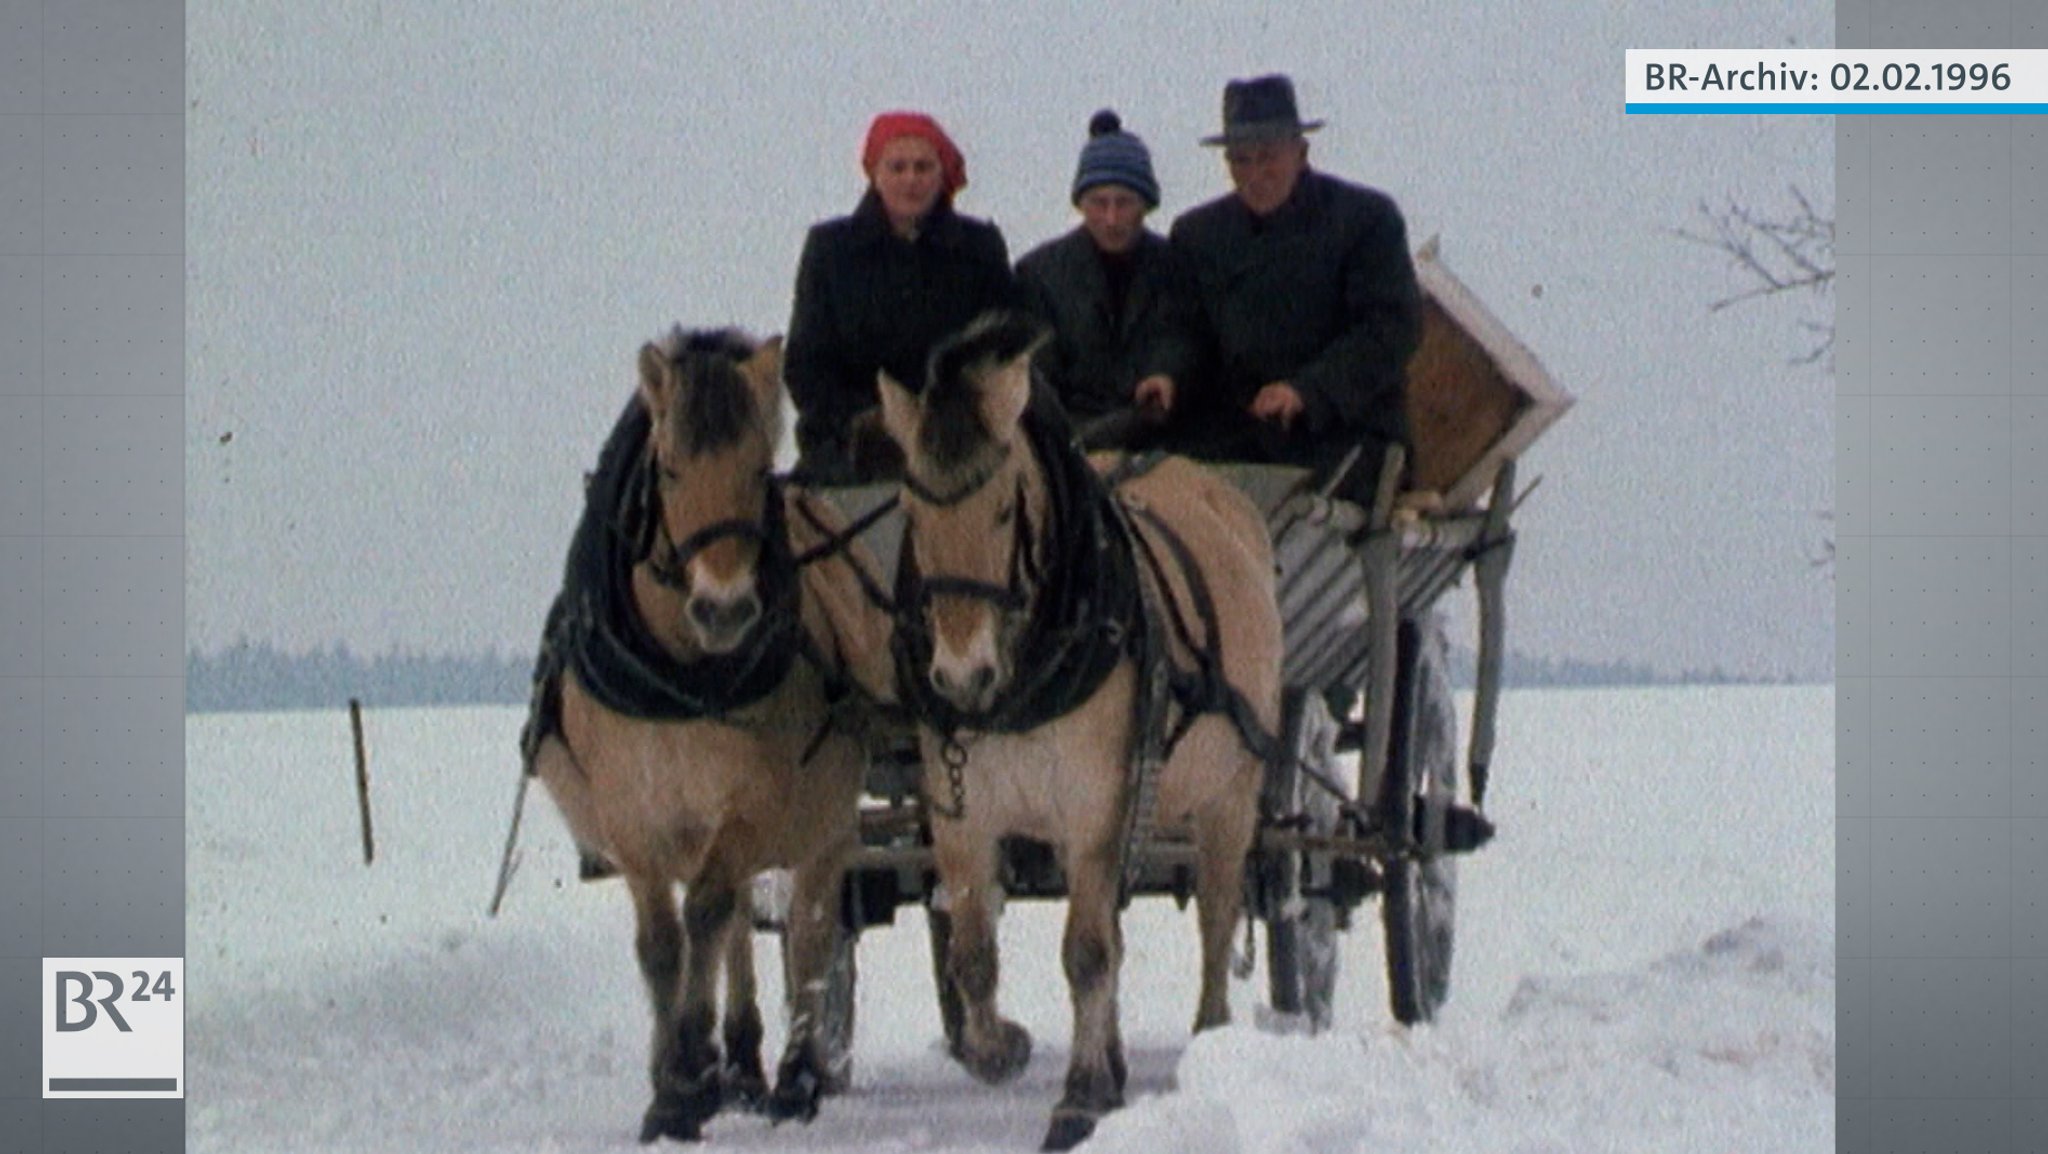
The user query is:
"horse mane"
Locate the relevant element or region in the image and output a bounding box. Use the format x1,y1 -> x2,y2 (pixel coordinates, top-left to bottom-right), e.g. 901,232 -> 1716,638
651,325 -> 769,457
915,311 -> 1042,487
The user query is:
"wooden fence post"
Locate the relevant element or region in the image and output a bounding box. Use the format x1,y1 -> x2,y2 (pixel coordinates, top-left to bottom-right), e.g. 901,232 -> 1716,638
350,698 -> 374,865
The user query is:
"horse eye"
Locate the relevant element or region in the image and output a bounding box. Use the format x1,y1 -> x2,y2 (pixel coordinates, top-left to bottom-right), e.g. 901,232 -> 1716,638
994,503 -> 1014,527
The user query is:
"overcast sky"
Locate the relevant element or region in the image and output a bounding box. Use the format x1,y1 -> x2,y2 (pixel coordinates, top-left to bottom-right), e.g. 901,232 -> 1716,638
186,1 -> 1834,680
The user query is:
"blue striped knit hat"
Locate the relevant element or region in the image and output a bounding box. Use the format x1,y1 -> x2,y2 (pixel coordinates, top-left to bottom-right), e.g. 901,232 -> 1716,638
1070,110 -> 1159,208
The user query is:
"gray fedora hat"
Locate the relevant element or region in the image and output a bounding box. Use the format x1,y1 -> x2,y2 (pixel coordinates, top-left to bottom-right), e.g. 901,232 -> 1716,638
1200,74 -> 1325,146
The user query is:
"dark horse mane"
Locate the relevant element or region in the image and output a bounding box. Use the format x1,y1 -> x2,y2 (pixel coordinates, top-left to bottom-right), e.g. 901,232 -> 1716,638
913,311 -> 1044,491
651,325 -> 765,458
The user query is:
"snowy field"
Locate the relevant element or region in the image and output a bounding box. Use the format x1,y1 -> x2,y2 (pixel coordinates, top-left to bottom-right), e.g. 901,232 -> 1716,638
186,685 -> 1833,1153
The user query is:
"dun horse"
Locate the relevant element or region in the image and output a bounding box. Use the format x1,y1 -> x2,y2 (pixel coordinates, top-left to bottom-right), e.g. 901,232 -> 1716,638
877,312 -> 1283,1150
523,328 -> 894,1143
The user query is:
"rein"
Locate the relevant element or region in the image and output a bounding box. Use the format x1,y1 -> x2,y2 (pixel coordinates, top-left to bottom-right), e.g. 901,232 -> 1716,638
903,474 -> 1041,619
535,429 -> 819,734
644,511 -> 770,594
898,442 -> 1012,508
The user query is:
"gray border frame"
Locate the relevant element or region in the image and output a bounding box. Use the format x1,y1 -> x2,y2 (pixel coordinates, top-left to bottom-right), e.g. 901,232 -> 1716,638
6,0 -> 2041,1148
1838,2 -> 2045,1151
0,2 -> 186,1149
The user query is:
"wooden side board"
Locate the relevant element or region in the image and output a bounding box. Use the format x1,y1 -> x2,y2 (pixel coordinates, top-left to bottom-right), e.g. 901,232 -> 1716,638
1402,240 -> 1575,511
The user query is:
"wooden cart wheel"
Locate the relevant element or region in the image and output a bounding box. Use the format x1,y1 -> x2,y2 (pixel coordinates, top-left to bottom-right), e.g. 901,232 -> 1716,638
1380,613 -> 1461,1025
1263,689 -> 1345,1031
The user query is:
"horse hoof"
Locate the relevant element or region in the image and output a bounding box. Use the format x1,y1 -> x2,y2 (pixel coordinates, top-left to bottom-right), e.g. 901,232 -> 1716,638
637,1102 -> 704,1144
765,1064 -> 822,1125
961,1020 -> 1032,1085
721,1063 -> 769,1113
1040,1110 -> 1099,1152
639,1074 -> 720,1145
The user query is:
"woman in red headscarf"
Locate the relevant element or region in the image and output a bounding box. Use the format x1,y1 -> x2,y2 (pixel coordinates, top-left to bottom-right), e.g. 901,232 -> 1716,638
784,111 -> 1021,484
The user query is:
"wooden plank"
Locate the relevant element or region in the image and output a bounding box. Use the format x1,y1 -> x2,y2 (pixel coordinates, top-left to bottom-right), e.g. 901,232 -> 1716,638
1404,238 -> 1575,512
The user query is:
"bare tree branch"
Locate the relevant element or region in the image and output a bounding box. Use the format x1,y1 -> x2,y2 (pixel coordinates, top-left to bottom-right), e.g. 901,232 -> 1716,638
1674,187 -> 1838,578
1671,186 -> 1835,364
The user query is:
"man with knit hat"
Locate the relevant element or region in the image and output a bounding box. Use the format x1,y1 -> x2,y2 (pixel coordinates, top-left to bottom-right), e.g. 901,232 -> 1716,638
1170,74 -> 1421,504
1014,110 -> 1198,446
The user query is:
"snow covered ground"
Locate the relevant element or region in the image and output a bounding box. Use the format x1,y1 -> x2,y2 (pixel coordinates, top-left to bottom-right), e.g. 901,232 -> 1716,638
186,685 -> 1832,1153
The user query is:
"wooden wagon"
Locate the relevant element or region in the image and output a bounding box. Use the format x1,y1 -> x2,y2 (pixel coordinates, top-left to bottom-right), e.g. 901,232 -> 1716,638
753,241 -> 1574,1041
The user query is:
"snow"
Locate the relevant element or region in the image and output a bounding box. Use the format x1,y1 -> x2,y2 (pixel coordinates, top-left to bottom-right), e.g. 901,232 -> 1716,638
187,685 -> 1832,1152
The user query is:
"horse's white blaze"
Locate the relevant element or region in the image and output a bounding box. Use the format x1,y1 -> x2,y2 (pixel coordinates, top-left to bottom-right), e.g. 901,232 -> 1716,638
689,563 -> 755,607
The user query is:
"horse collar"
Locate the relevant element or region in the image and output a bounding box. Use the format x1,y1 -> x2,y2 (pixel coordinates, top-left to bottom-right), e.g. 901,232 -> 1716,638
555,462 -> 806,725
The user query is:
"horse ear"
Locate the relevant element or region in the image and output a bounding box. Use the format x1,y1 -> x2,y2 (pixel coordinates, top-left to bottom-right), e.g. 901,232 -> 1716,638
977,351 -> 1033,440
876,370 -> 919,451
741,337 -> 784,415
636,342 -> 668,416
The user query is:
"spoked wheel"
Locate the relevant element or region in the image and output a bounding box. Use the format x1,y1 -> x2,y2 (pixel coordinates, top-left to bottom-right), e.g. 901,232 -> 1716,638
1262,688 -> 1347,1032
1380,613 -> 1461,1025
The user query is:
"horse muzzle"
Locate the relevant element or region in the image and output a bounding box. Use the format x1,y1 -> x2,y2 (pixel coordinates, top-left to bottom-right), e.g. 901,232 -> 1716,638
928,639 -> 1007,715
687,587 -> 762,654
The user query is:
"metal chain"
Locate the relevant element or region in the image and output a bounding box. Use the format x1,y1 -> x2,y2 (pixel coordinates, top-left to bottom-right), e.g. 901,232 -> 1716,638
927,732 -> 971,821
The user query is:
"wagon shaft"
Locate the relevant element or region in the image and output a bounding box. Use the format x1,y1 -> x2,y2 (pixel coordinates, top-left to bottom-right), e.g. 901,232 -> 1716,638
842,793 -> 1493,908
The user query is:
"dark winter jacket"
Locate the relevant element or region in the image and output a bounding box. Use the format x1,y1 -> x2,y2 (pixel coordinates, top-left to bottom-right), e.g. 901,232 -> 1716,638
1169,168 -> 1421,473
784,190 -> 1020,484
1013,228 -> 1200,423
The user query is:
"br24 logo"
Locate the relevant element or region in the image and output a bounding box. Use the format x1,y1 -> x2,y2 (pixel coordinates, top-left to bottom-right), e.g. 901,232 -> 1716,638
53,970 -> 177,1033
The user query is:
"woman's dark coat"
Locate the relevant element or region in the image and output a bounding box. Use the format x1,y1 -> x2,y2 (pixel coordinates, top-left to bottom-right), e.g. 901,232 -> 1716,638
784,190 -> 1018,484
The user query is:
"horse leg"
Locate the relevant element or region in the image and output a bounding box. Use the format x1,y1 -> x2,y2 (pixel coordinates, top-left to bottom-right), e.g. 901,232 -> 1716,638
1192,784 -> 1259,1033
1042,843 -> 1125,1153
767,841 -> 855,1122
719,886 -> 768,1111
626,874 -> 697,1143
932,824 -> 1032,1085
638,875 -> 736,1143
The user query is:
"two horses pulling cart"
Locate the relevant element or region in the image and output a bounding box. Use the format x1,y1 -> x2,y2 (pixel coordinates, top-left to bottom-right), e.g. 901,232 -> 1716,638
510,242 -> 1571,1148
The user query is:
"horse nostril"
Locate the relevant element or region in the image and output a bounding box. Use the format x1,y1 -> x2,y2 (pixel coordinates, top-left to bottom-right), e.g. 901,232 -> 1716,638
728,594 -> 760,631
688,597 -> 717,630
932,664 -> 996,705
690,593 -> 760,636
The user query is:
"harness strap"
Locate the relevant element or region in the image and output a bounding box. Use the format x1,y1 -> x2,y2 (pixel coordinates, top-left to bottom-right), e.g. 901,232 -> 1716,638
1102,448 -> 1229,907
646,516 -> 768,592
1112,505 -> 1175,908
788,491 -> 900,614
1121,501 -> 1282,769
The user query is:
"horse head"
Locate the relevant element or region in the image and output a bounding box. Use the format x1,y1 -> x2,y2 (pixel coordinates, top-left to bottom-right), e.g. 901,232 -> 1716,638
878,311 -> 1048,715
635,327 -> 785,656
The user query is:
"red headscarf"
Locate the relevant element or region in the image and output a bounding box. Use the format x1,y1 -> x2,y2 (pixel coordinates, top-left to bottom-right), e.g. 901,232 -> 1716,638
861,111 -> 968,196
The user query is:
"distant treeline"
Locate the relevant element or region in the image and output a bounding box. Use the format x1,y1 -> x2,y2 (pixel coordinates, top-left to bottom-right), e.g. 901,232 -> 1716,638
186,642 -> 534,714
184,640 -> 1815,715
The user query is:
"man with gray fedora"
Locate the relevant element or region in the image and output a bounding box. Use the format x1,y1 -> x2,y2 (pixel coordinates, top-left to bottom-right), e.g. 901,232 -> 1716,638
1169,74 -> 1421,504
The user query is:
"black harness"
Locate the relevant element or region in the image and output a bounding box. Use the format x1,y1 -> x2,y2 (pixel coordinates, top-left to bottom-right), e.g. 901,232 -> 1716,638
520,415 -> 826,771
889,410 -> 1143,744
889,412 -> 1281,884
